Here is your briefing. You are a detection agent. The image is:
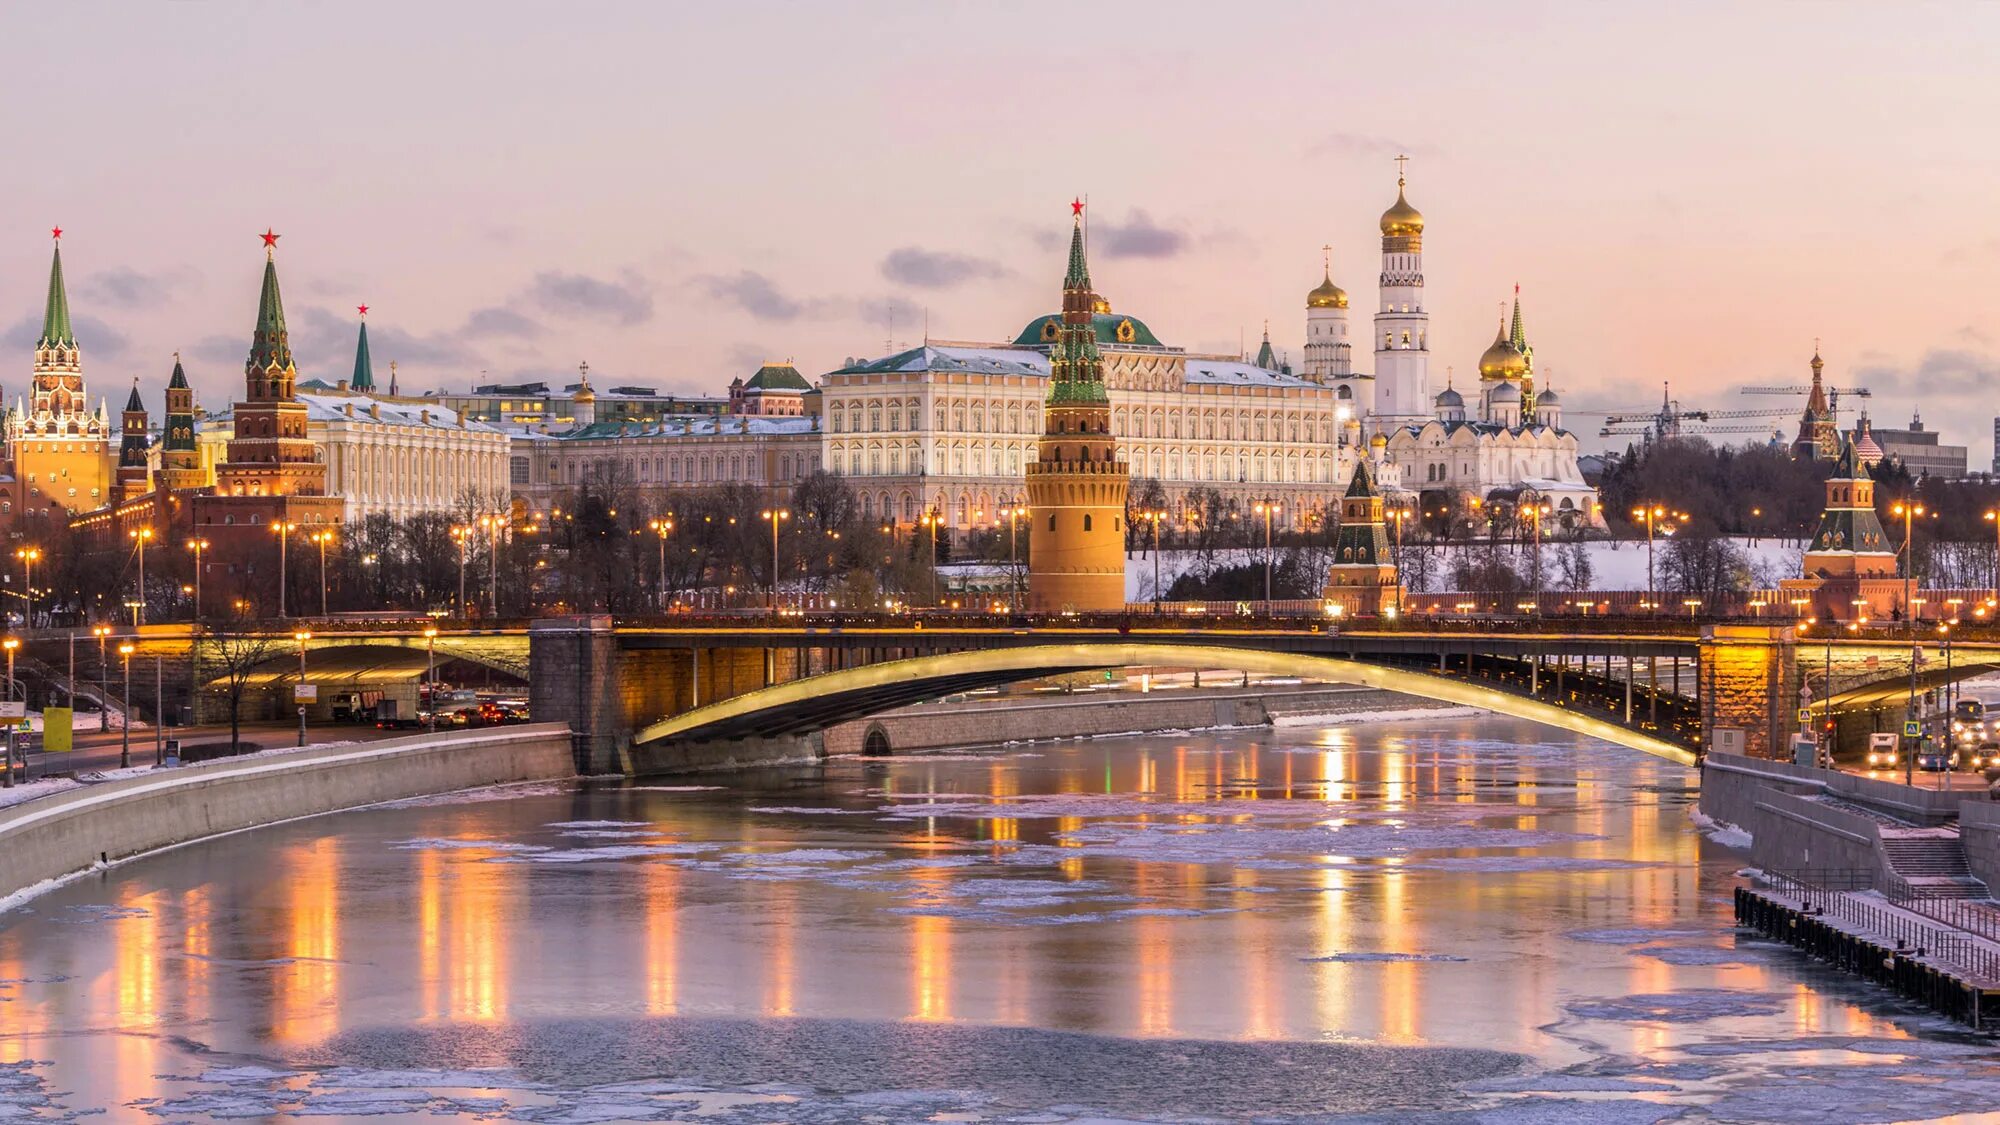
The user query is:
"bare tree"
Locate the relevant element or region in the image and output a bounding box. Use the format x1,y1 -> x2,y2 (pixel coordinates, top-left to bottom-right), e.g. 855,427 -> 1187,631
199,611 -> 284,753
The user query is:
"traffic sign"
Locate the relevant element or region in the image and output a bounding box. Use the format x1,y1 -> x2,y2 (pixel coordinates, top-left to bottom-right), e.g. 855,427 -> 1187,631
1904,720 -> 1923,738
294,684 -> 318,703
0,701 -> 26,720
1797,707 -> 1813,724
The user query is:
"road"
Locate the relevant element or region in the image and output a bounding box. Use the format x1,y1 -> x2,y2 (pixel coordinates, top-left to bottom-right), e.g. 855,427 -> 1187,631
4,721 -> 410,782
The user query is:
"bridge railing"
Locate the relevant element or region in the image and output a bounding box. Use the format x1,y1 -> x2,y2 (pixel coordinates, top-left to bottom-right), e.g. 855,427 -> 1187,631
1763,867 -> 2000,983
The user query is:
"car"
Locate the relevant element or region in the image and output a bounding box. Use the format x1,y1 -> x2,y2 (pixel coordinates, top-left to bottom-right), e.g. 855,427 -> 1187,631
1918,745 -> 1960,772
1866,732 -> 1900,770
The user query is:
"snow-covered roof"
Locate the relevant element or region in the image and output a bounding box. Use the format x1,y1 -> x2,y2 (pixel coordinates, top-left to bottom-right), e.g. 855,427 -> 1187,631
508,415 -> 819,442
833,345 -> 1048,378
206,392 -> 502,433
1182,358 -> 1318,388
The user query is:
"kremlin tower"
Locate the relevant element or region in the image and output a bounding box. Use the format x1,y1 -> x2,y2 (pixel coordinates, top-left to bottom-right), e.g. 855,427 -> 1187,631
1026,202 -> 1128,614
1322,459 -> 1402,617
1372,160 -> 1430,426
6,230 -> 112,520
156,355 -> 204,492
115,379 -> 150,503
1791,348 -> 1839,461
1780,435 -> 1902,621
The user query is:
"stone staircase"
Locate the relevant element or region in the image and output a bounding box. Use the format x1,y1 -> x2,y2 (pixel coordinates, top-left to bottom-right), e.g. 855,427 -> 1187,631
1880,829 -> 1990,899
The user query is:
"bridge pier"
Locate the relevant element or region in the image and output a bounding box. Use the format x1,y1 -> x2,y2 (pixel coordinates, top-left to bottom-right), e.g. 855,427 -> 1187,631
1698,625 -> 1799,760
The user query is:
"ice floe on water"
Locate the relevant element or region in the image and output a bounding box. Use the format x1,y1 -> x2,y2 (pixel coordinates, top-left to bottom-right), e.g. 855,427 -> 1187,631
1300,951 -> 1471,963
1565,927 -> 1719,945
1563,988 -> 1787,1023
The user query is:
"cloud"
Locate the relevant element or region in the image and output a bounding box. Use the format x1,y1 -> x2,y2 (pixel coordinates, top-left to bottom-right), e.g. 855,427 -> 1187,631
81,267 -> 183,310
880,247 -> 1008,289
461,306 -> 543,339
698,270 -> 826,321
282,306 -> 478,380
524,270 -> 653,326
858,296 -> 925,332
1852,349 -> 1999,398
0,314 -> 129,360
1093,210 -> 1188,259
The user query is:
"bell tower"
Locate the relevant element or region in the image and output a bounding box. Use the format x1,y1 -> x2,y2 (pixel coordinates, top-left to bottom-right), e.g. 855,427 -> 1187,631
1026,201 -> 1128,613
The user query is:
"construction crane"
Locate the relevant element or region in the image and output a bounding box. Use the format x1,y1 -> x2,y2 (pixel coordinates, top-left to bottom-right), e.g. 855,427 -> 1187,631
1741,382 -> 1871,416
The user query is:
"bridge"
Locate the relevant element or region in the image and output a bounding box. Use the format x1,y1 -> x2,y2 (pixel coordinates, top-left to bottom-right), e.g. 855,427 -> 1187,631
19,615 -> 1993,774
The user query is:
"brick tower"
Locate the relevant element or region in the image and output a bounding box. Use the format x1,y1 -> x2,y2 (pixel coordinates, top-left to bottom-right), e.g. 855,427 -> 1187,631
1780,435 -> 1900,621
1322,458 -> 1402,617
156,354 -> 204,492
1026,202 -> 1128,613
115,378 -> 150,503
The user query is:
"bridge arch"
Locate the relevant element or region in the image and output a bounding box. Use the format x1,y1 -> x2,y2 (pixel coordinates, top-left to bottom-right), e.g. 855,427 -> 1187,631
633,643 -> 1696,765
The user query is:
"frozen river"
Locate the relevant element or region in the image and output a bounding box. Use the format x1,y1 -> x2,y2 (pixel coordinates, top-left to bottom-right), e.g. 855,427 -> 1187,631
2,715 -> 1998,1122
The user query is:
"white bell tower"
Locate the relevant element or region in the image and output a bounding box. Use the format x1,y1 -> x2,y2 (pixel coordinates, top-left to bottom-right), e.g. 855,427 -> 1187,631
1372,156 -> 1430,427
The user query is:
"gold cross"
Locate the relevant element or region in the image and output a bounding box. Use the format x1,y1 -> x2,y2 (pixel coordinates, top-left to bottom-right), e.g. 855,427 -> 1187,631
1322,243 -> 1331,273
1394,153 -> 1410,180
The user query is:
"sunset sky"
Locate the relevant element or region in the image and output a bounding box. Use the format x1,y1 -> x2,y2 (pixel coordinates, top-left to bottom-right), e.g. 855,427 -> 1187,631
4,1 -> 1997,457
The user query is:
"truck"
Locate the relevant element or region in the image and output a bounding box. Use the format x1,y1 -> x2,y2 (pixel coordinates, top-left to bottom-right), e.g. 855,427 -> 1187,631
373,698 -> 421,730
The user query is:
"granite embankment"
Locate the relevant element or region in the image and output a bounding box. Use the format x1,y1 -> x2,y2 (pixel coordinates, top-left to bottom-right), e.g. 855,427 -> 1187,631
0,723 -> 575,905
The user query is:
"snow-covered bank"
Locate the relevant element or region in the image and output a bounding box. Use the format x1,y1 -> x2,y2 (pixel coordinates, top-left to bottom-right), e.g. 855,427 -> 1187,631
1272,705 -> 1486,728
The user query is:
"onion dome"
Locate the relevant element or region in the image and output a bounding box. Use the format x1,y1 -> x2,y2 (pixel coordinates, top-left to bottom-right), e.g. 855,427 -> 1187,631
1854,418 -> 1883,465
1489,380 -> 1522,403
1307,272 -> 1348,309
1534,386 -> 1560,405
1477,323 -> 1528,381
1434,384 -> 1464,408
1369,431 -> 1388,450
1380,180 -> 1424,238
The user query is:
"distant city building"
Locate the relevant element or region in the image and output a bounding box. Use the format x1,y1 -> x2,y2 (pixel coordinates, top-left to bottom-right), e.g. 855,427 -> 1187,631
427,377 -> 726,428
727,363 -> 812,416
1864,410 -> 1967,480
507,414 -> 820,516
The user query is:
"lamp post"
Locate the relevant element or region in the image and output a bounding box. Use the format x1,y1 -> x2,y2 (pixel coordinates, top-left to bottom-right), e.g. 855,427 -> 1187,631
759,508 -> 791,615
423,626 -> 439,734
185,538 -> 209,623
271,520 -> 295,618
1632,504 -> 1667,614
93,625 -> 111,732
2,638 -> 16,789
450,524 -> 470,617
294,630 -> 311,746
1141,509 -> 1167,606
1891,500 -> 1926,634
919,508 -> 943,606
1253,499 -> 1280,603
1387,502 -> 1410,618
479,514 -> 505,617
1984,508 -> 2000,605
128,526 -> 154,626
648,517 -> 675,612
118,642 -> 135,768
13,547 -> 38,631
307,529 -> 334,617
997,503 -> 1023,613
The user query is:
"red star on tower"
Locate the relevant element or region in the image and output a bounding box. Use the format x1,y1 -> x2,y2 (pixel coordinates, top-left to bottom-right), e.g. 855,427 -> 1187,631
50,226 -> 61,241
1071,198 -> 1084,217
260,228 -> 280,249
357,304 -> 369,317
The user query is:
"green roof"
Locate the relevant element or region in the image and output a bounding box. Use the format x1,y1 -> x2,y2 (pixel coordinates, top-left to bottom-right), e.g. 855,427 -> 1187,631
742,362 -> 810,391
124,379 -> 144,412
1344,457 -> 1379,498
1012,311 -> 1163,348
168,357 -> 189,390
1064,216 -> 1090,292
351,320 -> 374,390
1254,331 -> 1277,371
248,255 -> 293,373
40,246 -> 73,348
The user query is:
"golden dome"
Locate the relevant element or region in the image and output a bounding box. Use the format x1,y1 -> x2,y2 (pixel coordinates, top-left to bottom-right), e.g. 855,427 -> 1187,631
1380,180 -> 1424,237
1369,431 -> 1388,449
1477,324 -> 1527,381
1307,272 -> 1348,309
1090,293 -> 1112,315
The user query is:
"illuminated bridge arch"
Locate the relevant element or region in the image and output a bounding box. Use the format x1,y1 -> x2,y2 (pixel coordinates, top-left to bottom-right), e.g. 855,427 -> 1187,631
213,641 -> 529,689
633,643 -> 1696,765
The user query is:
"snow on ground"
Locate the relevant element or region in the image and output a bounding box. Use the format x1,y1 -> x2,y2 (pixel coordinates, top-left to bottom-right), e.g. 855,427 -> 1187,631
0,776 -> 82,810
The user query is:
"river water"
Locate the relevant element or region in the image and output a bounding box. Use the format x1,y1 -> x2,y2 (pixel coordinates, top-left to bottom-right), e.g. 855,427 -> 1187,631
2,714 -> 1999,1123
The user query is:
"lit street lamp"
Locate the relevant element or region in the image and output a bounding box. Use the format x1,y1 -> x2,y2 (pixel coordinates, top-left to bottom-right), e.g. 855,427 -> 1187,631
919,508 -> 944,606
118,642 -> 135,768
1630,504 -> 1677,614
1140,509 -> 1167,606
270,520 -> 297,618
450,524 -> 471,617
294,630 -> 312,746
93,625 -> 111,732
423,626 -> 439,734
997,503 -> 1024,613
648,517 -> 675,612
1,638 -> 16,789
759,508 -> 791,615
478,514 -> 506,617
1253,499 -> 1281,603
186,538 -> 210,623
128,526 -> 154,626
13,547 -> 39,631
1891,500 -> 1926,634
309,529 -> 335,617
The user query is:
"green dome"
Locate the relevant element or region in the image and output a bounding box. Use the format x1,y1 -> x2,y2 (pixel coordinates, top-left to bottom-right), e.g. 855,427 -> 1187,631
1012,311 -> 1163,349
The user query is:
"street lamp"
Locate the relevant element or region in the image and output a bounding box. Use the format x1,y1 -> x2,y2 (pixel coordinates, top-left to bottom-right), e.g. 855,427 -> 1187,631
1891,500 -> 1926,634
185,538 -> 210,623
996,503 -> 1024,613
423,626 -> 439,734
293,630 -> 312,746
117,642 -> 135,768
478,514 -> 506,617
1984,509 -> 2000,603
919,508 -> 944,606
308,529 -> 335,617
1140,509 -> 1167,606
270,520 -> 296,618
92,625 -> 111,733
13,547 -> 39,631
759,508 -> 791,615
648,517 -> 675,612
1253,499 -> 1281,603
128,526 -> 154,626
1,638 -> 16,789
450,524 -> 471,617
1631,504 -> 1669,612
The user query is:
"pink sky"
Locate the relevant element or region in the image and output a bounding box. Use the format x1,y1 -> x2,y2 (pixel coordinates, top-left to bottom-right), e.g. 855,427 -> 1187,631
4,1 -> 1997,458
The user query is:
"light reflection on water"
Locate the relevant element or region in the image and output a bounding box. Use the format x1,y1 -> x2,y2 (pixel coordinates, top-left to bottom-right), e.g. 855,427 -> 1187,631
0,715 -> 1982,1121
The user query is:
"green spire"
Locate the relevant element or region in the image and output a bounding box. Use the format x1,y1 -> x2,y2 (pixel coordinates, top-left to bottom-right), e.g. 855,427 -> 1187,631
1345,456 -> 1378,498
1255,323 -> 1277,371
1064,214 -> 1091,293
248,252 -> 293,373
351,318 -> 375,390
168,355 -> 189,389
1508,286 -> 1532,370
124,378 -> 144,413
40,244 -> 74,349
